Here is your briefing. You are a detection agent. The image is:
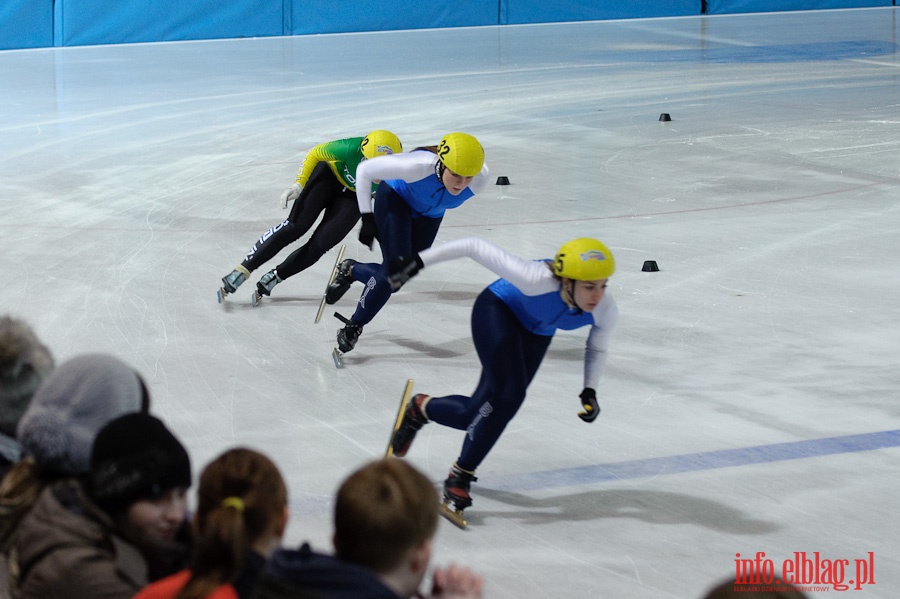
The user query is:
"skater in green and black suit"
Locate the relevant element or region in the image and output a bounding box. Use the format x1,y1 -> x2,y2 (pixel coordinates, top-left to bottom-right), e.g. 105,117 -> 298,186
219,131 -> 402,301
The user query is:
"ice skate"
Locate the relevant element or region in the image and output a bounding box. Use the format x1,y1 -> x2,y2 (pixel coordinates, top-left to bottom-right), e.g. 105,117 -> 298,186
325,259 -> 357,305
389,394 -> 430,458
332,312 -> 362,368
315,245 -> 345,323
252,269 -> 282,306
218,265 -> 251,304
441,463 -> 477,530
385,380 -> 415,457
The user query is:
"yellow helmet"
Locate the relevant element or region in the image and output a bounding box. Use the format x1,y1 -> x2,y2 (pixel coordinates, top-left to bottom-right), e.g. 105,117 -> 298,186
553,238 -> 615,280
437,132 -> 484,177
361,130 -> 402,160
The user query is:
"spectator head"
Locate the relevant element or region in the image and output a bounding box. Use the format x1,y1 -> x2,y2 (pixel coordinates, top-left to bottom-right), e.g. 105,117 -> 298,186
0,316 -> 54,440
181,448 -> 288,599
16,353 -> 150,476
89,412 -> 191,542
333,458 -> 438,593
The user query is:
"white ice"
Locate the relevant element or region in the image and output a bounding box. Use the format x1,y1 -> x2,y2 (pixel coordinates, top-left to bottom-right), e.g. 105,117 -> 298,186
1,7 -> 899,598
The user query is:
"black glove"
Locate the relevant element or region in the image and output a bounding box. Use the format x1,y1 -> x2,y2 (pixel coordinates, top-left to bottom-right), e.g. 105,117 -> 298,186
578,388 -> 600,423
388,255 -> 424,291
358,213 -> 378,250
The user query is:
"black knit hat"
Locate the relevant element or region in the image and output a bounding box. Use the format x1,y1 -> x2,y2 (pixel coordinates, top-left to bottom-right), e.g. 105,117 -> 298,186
89,412 -> 191,514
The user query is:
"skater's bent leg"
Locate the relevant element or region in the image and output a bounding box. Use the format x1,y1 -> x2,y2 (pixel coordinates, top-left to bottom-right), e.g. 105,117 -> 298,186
242,219 -> 301,271
350,262 -> 379,282
455,290 -> 552,472
244,162 -> 344,272
348,188 -> 413,325
410,214 -> 443,254
349,266 -> 392,326
276,193 -> 359,279
425,393 -> 484,430
456,402 -> 515,472
286,161 -> 344,233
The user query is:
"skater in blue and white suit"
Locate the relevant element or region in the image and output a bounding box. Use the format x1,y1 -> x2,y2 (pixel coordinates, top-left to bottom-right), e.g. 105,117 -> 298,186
324,133 -> 489,355
386,236 -> 618,515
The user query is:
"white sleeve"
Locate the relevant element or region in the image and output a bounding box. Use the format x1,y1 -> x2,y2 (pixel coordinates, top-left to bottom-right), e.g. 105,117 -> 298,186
583,293 -> 619,390
355,152 -> 436,214
417,237 -> 558,295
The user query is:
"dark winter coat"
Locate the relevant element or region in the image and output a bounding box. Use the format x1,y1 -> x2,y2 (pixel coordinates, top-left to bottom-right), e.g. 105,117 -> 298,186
6,479 -> 148,599
254,544 -> 401,599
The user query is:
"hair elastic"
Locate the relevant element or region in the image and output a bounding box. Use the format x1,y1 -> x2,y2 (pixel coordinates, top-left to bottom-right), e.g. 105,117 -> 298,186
221,496 -> 246,512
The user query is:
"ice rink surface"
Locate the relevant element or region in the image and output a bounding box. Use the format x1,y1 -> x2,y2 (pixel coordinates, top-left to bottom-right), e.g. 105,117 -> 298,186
1,7 -> 899,598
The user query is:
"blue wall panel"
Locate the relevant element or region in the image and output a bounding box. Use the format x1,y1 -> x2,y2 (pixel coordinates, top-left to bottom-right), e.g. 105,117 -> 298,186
706,0 -> 891,14
0,0 -> 52,50
500,0 -> 698,24
55,0 -> 286,47
2,0 -> 895,51
289,0 -> 497,35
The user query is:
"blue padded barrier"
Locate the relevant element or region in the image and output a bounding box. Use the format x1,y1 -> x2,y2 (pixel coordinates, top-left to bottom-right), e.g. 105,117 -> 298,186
288,0 -> 497,35
0,0 -> 52,50
706,0 -> 892,14
2,0 -> 896,51
54,0 -> 286,47
500,0 -> 698,25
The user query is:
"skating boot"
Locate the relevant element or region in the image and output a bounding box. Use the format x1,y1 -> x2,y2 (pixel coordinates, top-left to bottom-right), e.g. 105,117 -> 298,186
441,463 -> 477,529
252,269 -> 283,306
390,394 -> 431,457
331,313 -> 363,368
218,265 -> 251,303
325,259 -> 357,305
336,320 -> 363,353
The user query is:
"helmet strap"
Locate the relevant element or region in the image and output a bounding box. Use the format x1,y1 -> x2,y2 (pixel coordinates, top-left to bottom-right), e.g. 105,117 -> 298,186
560,279 -> 578,309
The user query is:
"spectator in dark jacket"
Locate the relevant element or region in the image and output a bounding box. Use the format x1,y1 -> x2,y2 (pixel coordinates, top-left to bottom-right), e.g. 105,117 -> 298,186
255,459 -> 482,599
6,412 -> 192,599
1,353 -> 150,597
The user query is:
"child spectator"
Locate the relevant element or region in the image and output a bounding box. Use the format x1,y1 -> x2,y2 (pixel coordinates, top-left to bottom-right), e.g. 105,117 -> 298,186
134,447 -> 289,599
255,458 -> 483,599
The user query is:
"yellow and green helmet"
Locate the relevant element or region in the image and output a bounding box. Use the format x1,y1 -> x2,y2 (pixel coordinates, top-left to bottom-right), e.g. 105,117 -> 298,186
361,130 -> 402,159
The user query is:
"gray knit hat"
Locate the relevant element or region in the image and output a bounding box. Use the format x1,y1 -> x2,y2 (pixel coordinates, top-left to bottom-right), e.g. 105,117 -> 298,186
16,353 -> 150,476
0,316 -> 54,439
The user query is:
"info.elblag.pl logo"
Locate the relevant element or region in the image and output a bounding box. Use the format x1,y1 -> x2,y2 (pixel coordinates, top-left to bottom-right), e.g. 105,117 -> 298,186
734,552 -> 876,592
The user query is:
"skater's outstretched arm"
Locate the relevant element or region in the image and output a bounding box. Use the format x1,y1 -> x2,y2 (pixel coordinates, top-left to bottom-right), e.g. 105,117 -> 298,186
389,237 -> 556,294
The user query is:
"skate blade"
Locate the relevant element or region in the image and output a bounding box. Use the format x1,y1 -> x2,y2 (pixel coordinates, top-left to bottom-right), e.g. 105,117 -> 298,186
314,295 -> 327,323
385,379 -> 414,458
251,291 -> 263,307
217,288 -> 227,304
332,347 -> 344,369
316,244 -> 346,324
440,501 -> 468,530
